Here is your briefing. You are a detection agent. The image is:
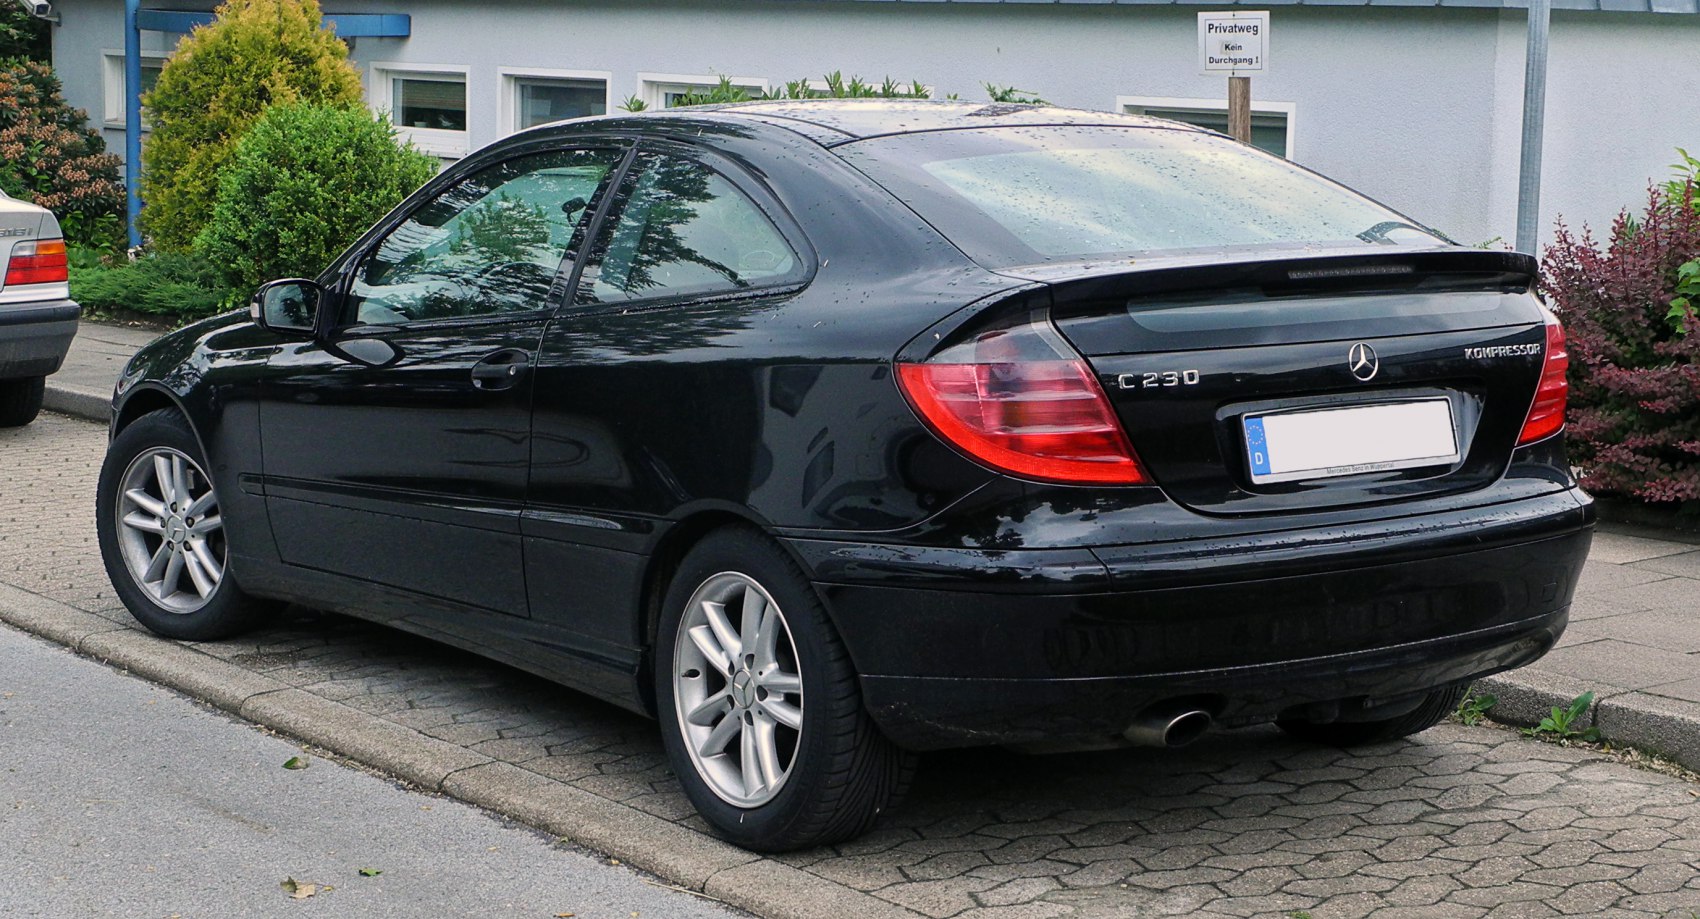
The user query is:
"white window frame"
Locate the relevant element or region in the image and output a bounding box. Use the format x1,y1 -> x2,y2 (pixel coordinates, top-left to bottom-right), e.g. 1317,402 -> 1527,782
637,72 -> 768,110
102,49 -> 169,128
497,67 -> 613,136
371,62 -> 472,159
1116,95 -> 1297,159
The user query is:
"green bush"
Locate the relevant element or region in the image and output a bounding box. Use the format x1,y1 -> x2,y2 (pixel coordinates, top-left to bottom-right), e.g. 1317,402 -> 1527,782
195,104 -> 437,293
0,3 -> 50,62
0,61 -> 126,252
139,0 -> 363,251
69,249 -> 239,321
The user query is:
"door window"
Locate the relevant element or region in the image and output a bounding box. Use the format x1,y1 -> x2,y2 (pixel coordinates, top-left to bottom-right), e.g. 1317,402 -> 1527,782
347,149 -> 623,326
575,153 -> 803,306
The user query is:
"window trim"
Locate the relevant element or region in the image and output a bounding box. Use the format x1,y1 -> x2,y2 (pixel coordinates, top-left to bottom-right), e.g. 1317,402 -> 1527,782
636,72 -> 768,110
331,143 -> 633,334
1116,94 -> 1297,159
565,140 -> 815,315
371,62 -> 472,159
498,67 -> 613,137
102,49 -> 168,128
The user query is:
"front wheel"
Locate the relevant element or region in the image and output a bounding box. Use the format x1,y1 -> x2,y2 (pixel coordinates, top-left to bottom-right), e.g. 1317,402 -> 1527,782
96,408 -> 271,640
655,527 -> 914,852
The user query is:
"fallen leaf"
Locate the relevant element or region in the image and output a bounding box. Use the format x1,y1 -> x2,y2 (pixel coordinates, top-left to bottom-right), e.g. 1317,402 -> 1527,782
358,868 -> 381,878
283,756 -> 308,770
280,877 -> 319,899
608,859 -> 620,866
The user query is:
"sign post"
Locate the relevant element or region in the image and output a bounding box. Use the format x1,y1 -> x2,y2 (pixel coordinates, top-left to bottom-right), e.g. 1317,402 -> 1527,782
1197,11 -> 1269,146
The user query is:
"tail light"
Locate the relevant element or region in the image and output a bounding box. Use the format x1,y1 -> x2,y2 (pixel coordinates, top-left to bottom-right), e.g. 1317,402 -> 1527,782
896,312 -> 1147,485
1516,310 -> 1568,445
5,238 -> 68,286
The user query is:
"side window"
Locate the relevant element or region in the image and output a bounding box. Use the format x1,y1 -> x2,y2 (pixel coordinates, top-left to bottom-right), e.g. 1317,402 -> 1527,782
576,153 -> 801,306
346,148 -> 623,326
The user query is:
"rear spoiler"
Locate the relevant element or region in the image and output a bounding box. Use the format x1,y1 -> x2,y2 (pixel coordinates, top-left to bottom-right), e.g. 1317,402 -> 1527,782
999,248 -> 1539,310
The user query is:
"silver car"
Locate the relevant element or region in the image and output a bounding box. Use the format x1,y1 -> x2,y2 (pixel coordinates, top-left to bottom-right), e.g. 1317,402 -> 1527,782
0,190 -> 76,426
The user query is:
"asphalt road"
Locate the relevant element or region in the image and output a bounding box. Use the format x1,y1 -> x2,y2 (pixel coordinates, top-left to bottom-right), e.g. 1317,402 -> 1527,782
0,621 -> 743,919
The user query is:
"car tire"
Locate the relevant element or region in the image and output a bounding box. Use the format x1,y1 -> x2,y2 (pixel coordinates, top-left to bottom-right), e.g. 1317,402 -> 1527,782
0,376 -> 45,427
96,407 -> 273,640
1276,684 -> 1468,747
655,526 -> 916,852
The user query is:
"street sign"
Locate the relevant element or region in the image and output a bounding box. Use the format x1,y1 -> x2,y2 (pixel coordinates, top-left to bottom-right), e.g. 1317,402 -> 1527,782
1198,11 -> 1269,75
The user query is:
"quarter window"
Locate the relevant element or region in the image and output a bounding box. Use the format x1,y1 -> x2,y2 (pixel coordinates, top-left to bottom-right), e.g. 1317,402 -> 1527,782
347,149 -> 623,326
576,154 -> 801,306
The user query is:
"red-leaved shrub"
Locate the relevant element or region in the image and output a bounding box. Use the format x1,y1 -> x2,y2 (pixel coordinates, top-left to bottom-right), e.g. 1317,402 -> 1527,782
1542,184 -> 1700,509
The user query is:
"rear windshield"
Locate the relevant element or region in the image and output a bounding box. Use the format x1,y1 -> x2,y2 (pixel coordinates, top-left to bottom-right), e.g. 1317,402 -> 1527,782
837,126 -> 1445,268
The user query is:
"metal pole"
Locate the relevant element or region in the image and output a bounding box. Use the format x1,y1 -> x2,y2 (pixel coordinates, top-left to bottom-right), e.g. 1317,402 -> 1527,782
124,0 -> 142,250
1514,0 -> 1551,255
1228,76 -> 1252,145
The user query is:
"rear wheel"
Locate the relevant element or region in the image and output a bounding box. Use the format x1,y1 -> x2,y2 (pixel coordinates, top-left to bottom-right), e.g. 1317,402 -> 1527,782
655,527 -> 915,852
0,376 -> 45,427
1276,685 -> 1467,746
96,408 -> 272,640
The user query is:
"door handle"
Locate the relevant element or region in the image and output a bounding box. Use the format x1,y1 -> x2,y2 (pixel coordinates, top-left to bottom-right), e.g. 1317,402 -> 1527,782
471,349 -> 530,391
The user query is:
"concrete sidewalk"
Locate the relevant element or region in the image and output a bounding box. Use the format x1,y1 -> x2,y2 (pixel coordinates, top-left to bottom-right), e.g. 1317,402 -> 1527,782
42,320 -> 160,422
40,321 -> 1700,765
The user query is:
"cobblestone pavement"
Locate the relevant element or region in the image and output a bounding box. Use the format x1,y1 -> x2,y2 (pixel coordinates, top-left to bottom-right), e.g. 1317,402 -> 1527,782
5,411 -> 1700,919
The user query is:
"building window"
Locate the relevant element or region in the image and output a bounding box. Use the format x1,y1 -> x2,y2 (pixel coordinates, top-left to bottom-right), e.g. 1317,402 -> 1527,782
498,69 -> 610,134
102,52 -> 166,127
638,73 -> 766,110
394,75 -> 466,131
1117,96 -> 1295,159
373,64 -> 470,160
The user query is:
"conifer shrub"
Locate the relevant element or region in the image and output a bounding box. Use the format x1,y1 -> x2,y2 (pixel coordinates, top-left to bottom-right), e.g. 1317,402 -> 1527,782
139,0 -> 363,251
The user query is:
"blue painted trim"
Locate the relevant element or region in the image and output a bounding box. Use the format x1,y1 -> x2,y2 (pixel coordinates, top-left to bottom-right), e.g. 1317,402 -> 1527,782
134,10 -> 410,36
124,0 -> 141,249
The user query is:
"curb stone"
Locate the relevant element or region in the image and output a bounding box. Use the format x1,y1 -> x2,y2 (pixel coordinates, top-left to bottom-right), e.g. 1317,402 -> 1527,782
1476,669 -> 1700,773
43,382 -> 109,425
0,579 -> 928,919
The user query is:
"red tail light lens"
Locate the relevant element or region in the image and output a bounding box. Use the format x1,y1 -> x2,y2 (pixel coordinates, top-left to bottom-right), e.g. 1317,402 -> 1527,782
896,313 -> 1147,485
1517,311 -> 1569,446
5,238 -> 69,286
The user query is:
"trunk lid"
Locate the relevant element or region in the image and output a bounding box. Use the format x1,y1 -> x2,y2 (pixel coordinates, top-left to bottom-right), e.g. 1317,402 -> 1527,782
1028,249 -> 1550,515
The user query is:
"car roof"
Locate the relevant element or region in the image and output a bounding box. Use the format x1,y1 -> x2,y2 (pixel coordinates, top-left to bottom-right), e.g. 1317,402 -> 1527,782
710,99 -> 1204,145
560,99 -> 1208,148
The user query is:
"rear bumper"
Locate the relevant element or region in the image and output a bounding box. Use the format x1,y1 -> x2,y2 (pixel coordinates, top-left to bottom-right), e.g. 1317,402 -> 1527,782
0,299 -> 78,380
786,488 -> 1593,750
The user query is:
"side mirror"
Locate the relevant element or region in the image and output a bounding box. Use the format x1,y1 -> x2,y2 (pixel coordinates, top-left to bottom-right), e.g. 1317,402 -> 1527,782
251,278 -> 321,336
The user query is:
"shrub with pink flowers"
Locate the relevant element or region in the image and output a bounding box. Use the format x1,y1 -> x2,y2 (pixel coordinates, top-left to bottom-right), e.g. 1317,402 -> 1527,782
1541,178 -> 1700,511
0,60 -> 126,252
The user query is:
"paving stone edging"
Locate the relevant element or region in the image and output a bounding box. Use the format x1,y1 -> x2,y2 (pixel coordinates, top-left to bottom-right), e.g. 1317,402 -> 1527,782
0,580 -> 924,919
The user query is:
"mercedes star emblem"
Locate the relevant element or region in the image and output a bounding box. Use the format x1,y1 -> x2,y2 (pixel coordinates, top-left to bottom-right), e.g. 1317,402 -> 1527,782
1348,342 -> 1379,382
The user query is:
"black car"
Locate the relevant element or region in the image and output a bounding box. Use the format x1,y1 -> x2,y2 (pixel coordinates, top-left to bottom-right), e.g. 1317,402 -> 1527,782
97,100 -> 1592,852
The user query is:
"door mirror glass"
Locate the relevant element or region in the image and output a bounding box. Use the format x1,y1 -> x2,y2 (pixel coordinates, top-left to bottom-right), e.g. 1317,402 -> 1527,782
252,279 -> 321,335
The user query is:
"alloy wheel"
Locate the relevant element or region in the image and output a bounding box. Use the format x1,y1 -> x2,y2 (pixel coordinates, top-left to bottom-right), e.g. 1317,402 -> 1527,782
672,571 -> 805,808
114,446 -> 226,614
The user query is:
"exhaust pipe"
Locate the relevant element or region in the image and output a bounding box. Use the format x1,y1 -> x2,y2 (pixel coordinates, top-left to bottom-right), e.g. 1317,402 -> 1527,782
1123,702 -> 1213,748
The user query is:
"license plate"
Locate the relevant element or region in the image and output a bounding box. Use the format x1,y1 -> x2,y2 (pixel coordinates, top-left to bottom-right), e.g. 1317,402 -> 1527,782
1243,399 -> 1460,484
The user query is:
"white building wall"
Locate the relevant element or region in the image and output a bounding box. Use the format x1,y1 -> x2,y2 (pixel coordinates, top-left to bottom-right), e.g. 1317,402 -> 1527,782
45,0 -> 1700,252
